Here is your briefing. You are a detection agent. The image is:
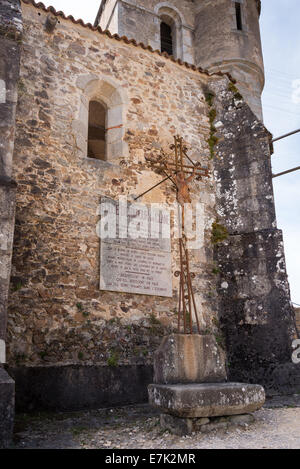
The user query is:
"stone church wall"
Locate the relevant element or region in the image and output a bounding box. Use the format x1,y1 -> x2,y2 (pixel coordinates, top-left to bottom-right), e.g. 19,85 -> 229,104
7,2 -> 221,382
3,1 -> 299,412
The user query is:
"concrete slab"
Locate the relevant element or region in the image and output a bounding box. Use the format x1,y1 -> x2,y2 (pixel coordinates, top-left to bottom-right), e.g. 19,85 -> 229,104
148,382 -> 265,418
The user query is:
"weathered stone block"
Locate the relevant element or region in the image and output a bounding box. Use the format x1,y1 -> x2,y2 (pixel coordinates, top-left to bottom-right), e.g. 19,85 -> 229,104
153,334 -> 227,384
160,412 -> 255,436
0,368 -> 15,448
148,382 -> 265,418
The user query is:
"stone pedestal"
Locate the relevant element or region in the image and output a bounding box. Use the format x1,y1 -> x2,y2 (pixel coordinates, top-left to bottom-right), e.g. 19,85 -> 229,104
149,382 -> 265,418
0,368 -> 15,448
148,334 -> 266,435
153,334 -> 227,384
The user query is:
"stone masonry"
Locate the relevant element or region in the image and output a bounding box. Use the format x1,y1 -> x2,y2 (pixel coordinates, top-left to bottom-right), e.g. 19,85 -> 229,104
95,0 -> 264,119
211,78 -> 300,394
8,1 -> 221,412
0,0 -> 299,446
0,0 -> 22,448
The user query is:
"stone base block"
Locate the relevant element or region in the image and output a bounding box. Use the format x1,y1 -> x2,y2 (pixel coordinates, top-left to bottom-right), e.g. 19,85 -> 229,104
0,368 -> 15,448
160,413 -> 255,436
149,382 -> 265,418
154,334 -> 227,384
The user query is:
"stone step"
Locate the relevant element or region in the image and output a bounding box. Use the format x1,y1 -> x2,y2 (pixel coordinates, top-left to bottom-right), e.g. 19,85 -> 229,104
148,382 -> 265,418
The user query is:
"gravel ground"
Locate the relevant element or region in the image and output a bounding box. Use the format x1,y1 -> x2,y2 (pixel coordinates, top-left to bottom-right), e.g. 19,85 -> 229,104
11,397 -> 300,450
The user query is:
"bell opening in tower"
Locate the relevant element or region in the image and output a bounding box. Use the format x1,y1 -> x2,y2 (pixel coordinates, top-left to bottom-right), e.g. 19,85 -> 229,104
235,2 -> 243,31
160,22 -> 173,56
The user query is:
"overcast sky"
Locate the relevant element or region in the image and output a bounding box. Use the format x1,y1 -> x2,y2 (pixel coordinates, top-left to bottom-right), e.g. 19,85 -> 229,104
43,0 -> 300,305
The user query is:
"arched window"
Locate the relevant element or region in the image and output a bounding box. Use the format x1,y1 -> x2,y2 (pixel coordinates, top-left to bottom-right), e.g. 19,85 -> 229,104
74,75 -> 129,162
88,100 -> 106,160
155,4 -> 185,61
160,21 -> 173,56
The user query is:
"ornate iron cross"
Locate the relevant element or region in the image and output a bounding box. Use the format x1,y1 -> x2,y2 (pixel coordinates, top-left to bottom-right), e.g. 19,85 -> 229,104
135,135 -> 210,334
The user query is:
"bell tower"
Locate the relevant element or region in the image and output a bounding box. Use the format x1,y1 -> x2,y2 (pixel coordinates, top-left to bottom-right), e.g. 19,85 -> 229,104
94,0 -> 196,64
94,0 -> 264,120
194,0 -> 264,120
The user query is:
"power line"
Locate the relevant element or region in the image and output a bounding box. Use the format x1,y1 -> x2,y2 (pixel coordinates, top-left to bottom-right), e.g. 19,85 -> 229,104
272,128 -> 300,143
272,166 -> 300,179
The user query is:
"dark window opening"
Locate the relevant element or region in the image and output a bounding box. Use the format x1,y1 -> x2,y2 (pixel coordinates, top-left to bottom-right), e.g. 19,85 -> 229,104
160,22 -> 173,56
235,2 -> 243,30
88,100 -> 106,160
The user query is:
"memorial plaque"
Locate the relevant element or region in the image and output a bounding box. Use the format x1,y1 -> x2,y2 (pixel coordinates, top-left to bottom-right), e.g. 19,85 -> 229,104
100,198 -> 172,297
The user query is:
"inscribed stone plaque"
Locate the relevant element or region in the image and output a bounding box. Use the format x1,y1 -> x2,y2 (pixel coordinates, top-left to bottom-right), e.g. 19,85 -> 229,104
100,198 -> 172,297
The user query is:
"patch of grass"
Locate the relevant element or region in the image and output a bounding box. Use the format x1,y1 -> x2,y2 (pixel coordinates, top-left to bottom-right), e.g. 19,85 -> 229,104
107,351 -> 119,367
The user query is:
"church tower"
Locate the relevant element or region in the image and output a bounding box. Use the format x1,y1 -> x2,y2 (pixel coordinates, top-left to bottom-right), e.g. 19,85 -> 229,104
94,0 -> 264,120
194,0 -> 264,120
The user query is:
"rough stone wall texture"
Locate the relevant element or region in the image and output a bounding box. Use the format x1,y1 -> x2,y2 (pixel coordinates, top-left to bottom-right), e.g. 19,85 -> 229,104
0,0 -> 22,447
7,2 -> 221,370
4,1 -> 298,407
211,77 -> 299,394
0,0 -> 21,341
0,0 -> 22,178
103,0 -> 196,63
97,0 -> 264,119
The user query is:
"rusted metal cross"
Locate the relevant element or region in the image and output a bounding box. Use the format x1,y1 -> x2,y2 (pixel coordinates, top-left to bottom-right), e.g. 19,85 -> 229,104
135,135 -> 210,334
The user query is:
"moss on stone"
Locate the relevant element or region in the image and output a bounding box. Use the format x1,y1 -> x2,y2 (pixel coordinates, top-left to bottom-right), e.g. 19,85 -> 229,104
205,90 -> 218,159
228,82 -> 243,100
107,351 -> 119,367
211,222 -> 229,245
204,91 -> 215,107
